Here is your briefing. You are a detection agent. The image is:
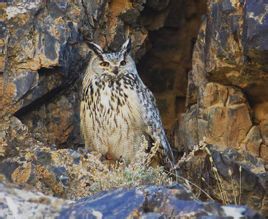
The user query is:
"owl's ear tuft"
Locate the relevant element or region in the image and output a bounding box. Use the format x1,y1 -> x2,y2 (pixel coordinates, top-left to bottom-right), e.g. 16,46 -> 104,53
121,38 -> 131,56
87,42 -> 104,59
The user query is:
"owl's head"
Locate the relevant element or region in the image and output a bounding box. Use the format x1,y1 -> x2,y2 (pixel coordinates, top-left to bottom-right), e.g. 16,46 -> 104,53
87,38 -> 136,77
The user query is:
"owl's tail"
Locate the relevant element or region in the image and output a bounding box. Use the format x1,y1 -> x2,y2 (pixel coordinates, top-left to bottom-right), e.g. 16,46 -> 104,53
161,134 -> 179,181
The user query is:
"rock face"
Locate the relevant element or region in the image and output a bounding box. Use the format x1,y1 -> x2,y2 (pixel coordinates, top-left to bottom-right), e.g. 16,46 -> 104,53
177,0 -> 268,162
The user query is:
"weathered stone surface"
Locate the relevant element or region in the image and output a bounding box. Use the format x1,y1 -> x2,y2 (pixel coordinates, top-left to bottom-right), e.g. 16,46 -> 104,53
242,126 -> 263,157
0,183 -> 72,218
0,0 -> 86,147
2,118 -> 265,215
179,82 -> 254,151
177,144 -> 268,215
59,184 -> 262,219
177,0 -> 268,161
244,0 -> 268,69
0,2 -> 7,74
0,183 -> 262,218
177,105 -> 199,152
0,145 -> 90,198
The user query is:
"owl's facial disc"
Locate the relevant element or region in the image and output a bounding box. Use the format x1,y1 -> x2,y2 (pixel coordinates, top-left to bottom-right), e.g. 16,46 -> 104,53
97,53 -> 127,75
88,38 -> 132,76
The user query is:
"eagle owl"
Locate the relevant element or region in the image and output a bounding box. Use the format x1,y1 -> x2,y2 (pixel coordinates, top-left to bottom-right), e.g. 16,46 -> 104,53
80,38 -> 175,167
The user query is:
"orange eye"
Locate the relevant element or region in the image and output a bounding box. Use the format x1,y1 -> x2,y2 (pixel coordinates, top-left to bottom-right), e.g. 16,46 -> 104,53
120,60 -> 126,66
100,61 -> 110,67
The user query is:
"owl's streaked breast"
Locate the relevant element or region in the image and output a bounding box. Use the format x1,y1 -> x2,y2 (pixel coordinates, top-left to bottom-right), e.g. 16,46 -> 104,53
81,73 -> 146,162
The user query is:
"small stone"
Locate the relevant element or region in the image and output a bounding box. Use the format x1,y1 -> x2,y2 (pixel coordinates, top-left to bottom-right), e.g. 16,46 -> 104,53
51,166 -> 69,187
35,150 -> 52,165
0,161 -> 19,181
260,144 -> 268,162
11,162 -> 35,184
242,126 -> 262,157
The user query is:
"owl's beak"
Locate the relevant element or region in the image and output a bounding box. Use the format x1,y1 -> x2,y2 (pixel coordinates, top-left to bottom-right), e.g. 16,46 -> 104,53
113,67 -> 119,75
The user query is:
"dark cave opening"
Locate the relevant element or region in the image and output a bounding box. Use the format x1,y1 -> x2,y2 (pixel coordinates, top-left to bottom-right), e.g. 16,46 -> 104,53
137,0 -> 206,132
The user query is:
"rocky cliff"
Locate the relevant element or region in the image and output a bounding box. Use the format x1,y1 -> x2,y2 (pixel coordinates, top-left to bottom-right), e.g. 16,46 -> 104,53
0,0 -> 267,217
177,0 -> 268,161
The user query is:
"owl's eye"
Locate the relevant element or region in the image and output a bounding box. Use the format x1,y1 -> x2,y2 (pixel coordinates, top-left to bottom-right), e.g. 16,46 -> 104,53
120,60 -> 126,66
100,61 -> 110,67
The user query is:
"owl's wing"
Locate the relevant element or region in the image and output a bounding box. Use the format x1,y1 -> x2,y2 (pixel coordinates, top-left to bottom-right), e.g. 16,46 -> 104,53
138,82 -> 175,168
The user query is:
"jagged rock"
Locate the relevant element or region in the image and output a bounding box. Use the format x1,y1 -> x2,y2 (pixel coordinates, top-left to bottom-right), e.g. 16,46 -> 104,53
58,184 -> 262,218
0,183 -> 262,218
179,82 -> 254,151
178,0 -> 268,161
0,183 -> 72,218
0,0 -> 85,147
177,144 -> 268,215
0,144 -> 93,198
242,126 -> 263,157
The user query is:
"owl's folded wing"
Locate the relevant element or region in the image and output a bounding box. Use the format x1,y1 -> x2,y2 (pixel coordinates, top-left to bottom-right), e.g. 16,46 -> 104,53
138,84 -> 175,168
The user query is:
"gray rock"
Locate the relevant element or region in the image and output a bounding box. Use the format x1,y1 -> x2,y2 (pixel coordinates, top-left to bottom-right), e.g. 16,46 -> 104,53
0,183 -> 72,219
58,184 -> 262,218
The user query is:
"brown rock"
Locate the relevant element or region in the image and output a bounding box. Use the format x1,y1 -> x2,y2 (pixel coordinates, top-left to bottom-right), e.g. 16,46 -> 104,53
177,144 -> 267,215
12,162 -> 34,184
242,126 -> 262,157
202,83 -> 228,108
260,144 -> 268,162
177,105 -> 199,151
0,125 -> 8,158
181,82 -> 253,151
176,0 -> 268,162
253,102 -> 268,122
0,79 -> 17,118
21,95 -> 75,146
205,104 -> 252,148
185,71 -> 198,108
260,120 -> 268,145
36,165 -> 65,197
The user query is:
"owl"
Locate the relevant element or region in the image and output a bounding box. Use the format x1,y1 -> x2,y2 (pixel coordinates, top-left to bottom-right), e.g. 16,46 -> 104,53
80,38 -> 175,168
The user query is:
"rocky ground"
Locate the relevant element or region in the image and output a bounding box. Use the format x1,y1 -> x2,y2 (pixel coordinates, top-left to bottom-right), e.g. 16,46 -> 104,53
0,0 -> 267,218
0,182 -> 263,218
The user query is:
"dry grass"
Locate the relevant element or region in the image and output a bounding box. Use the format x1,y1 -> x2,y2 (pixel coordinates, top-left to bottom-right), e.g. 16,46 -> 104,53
86,137 -> 173,195
175,139 -> 243,205
79,137 -> 242,205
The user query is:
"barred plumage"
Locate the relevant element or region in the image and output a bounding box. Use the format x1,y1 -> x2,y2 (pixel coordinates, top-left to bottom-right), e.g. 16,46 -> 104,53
80,39 -> 175,167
